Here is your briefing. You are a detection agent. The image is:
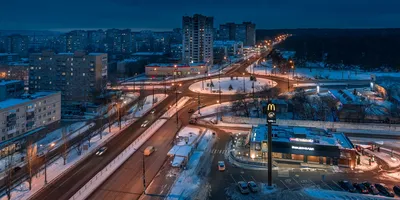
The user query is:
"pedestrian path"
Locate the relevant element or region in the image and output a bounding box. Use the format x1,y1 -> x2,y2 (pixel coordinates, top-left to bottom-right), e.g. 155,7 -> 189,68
364,149 -> 400,168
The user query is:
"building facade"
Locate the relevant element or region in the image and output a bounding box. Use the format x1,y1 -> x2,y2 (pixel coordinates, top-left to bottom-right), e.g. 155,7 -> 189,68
28,51 -> 108,106
249,126 -> 356,167
5,35 -> 29,57
0,80 -> 25,101
182,14 -> 214,65
105,29 -> 133,54
0,91 -> 61,142
0,63 -> 29,86
145,63 -> 207,77
219,22 -> 256,46
65,30 -> 88,53
0,53 -> 20,64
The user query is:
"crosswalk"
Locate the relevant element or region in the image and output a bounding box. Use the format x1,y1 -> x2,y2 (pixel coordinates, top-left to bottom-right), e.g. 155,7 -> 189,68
208,149 -> 229,155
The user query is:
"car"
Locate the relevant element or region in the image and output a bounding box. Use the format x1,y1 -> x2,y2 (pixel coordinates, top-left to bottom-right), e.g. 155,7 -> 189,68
150,109 -> 156,114
189,118 -> 197,124
375,183 -> 395,197
353,183 -> 369,194
393,186 -> 400,196
13,166 -> 21,173
188,109 -> 194,113
141,120 -> 149,127
362,182 -> 379,195
338,180 -> 356,193
237,181 -> 250,194
144,146 -> 155,156
218,161 -> 225,171
248,181 -> 259,192
96,147 -> 108,156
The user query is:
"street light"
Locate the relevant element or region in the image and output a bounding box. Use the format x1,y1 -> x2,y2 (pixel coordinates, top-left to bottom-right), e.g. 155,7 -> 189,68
44,142 -> 56,185
242,73 -> 246,93
216,100 -> 220,124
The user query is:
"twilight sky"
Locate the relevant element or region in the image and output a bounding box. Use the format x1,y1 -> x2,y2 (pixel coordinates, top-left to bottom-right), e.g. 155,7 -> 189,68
0,0 -> 399,31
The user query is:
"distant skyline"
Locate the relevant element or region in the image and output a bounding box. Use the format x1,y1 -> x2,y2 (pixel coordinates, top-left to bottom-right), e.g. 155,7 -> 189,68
1,0 -> 400,31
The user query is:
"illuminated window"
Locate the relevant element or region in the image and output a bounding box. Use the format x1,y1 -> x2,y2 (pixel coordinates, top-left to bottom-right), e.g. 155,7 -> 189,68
62,72 -> 66,75
82,73 -> 85,76
71,73 -> 73,76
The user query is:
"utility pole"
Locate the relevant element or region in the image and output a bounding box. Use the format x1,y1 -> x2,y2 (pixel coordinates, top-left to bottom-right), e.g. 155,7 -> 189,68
266,101 -> 276,187
242,73 -> 246,93
197,91 -> 201,115
142,152 -> 146,194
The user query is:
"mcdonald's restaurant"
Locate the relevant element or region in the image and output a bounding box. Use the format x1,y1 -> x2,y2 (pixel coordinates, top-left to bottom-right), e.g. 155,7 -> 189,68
248,125 -> 357,168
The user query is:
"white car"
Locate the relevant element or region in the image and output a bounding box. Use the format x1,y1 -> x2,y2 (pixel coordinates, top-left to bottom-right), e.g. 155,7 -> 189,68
150,109 -> 156,114
96,147 -> 108,156
141,120 -> 149,127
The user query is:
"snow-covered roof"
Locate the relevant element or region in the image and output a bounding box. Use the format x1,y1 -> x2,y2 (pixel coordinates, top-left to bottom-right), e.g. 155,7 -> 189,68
172,156 -> 185,167
213,40 -> 243,47
0,53 -> 18,56
118,59 -> 139,63
0,80 -> 23,86
329,89 -> 363,105
88,53 -> 106,56
250,125 -> 355,149
0,91 -> 58,110
167,145 -> 192,157
177,127 -> 200,146
146,62 -> 205,68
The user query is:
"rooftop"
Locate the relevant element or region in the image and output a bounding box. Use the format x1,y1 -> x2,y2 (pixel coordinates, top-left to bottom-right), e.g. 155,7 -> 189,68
0,80 -> 23,86
146,62 -> 206,68
0,53 -> 19,56
250,125 -> 354,149
0,91 -> 59,110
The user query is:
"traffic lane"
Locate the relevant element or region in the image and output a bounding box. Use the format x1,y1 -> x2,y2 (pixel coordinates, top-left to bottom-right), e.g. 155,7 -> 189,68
89,101 -> 190,200
31,94 -> 176,200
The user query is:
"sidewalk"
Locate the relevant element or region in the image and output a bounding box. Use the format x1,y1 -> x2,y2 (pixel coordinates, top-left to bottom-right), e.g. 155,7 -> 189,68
364,149 -> 400,168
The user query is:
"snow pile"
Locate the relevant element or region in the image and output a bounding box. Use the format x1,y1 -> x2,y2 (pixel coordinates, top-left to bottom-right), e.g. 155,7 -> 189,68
167,130 -> 216,199
129,94 -> 168,117
364,149 -> 400,168
176,126 -> 201,146
192,101 -> 232,118
189,77 -> 277,95
162,97 -> 191,118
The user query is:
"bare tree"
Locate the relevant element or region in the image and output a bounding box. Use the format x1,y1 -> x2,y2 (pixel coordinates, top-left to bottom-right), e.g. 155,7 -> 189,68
231,90 -> 251,117
62,127 -> 68,165
292,89 -> 307,119
26,141 -> 35,190
5,148 -> 14,200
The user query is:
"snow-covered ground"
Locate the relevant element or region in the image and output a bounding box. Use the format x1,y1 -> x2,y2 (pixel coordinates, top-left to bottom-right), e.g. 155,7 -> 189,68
167,129 -> 216,200
176,126 -> 202,146
192,101 -> 232,118
162,97 -> 191,118
304,188 -> 394,200
354,155 -> 378,172
0,121 -> 89,178
128,94 -> 168,118
364,149 -> 400,169
248,60 -> 400,81
0,118 -> 135,200
189,77 -> 277,95
111,85 -> 171,90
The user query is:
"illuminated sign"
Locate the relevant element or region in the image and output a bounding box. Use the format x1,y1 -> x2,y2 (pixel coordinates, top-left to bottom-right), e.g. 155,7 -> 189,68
292,146 -> 314,151
266,103 -> 276,123
289,138 -> 314,143
267,103 -> 275,111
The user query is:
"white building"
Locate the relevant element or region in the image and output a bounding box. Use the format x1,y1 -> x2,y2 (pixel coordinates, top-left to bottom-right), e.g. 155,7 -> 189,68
0,91 -> 61,156
182,14 -> 214,66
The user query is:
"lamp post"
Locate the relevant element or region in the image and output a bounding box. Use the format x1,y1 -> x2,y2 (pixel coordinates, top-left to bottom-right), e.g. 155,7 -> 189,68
273,65 -> 276,75
44,142 -> 55,185
197,90 -> 201,115
242,73 -> 246,93
216,100 -> 220,124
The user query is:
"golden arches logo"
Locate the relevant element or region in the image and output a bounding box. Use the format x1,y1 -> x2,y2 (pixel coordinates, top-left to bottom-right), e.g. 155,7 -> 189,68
267,104 -> 275,111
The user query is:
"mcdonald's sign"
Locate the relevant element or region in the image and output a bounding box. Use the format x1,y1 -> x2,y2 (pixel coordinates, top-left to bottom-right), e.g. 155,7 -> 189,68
266,103 -> 276,123
267,103 -> 276,111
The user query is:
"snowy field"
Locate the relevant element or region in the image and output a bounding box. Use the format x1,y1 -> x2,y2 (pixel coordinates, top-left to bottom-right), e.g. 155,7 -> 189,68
189,77 -> 277,95
192,101 -> 233,118
247,61 -> 400,81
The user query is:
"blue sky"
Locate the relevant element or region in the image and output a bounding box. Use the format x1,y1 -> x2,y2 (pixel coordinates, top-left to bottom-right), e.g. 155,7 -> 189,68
0,0 -> 399,30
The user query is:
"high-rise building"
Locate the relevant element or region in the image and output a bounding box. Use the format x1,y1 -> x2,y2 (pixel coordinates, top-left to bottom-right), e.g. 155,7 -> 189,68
29,50 -> 108,106
87,30 -> 106,52
182,14 -> 214,65
65,30 -> 88,52
5,35 -> 29,57
105,29 -> 132,54
219,22 -> 256,46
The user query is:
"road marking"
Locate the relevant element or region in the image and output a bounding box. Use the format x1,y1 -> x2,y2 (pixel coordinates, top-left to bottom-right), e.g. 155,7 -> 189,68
230,174 -> 237,183
292,177 -> 303,188
240,175 -> 246,181
332,180 -> 344,191
308,179 -> 318,187
321,180 -> 334,190
250,175 -> 257,182
280,180 -> 291,190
